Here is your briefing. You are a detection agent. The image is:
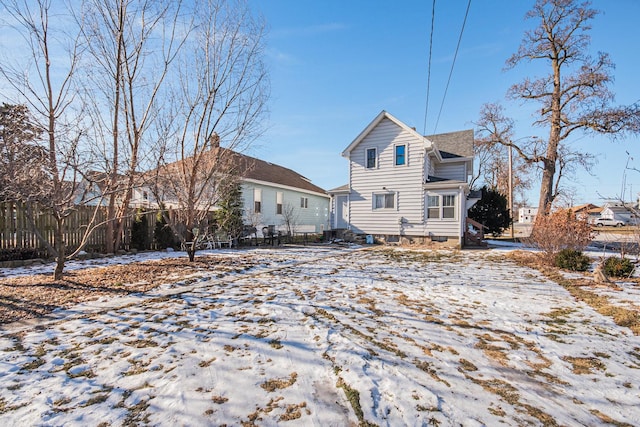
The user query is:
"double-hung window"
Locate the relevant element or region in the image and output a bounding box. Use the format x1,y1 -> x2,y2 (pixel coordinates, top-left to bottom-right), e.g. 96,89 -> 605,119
276,192 -> 283,215
366,148 -> 377,169
427,194 -> 456,219
443,195 -> 456,219
394,144 -> 406,166
427,195 -> 440,219
300,197 -> 308,209
254,188 -> 262,213
373,192 -> 395,210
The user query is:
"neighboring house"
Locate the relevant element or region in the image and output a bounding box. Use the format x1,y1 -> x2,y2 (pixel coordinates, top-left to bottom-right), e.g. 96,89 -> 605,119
79,150 -> 330,239
330,110 -> 479,247
236,152 -> 330,236
570,203 -> 601,223
599,200 -> 638,224
518,207 -> 538,224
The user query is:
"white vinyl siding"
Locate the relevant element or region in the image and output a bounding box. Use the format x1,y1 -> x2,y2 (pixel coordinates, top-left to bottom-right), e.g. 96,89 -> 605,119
348,118 -> 424,235
433,162 -> 467,181
242,183 -> 329,235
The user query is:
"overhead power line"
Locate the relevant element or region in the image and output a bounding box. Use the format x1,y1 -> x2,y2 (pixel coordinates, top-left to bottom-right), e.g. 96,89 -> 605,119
422,0 -> 436,136
433,0 -> 471,134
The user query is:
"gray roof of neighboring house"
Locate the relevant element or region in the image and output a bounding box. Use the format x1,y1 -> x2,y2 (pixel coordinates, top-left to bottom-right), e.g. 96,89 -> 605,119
328,184 -> 350,193
154,148 -> 328,196
426,129 -> 474,158
226,150 -> 328,195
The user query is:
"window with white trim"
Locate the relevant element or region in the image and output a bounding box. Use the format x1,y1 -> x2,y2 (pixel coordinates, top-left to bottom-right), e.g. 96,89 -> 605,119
443,195 -> 456,219
276,191 -> 283,215
427,195 -> 440,218
394,144 -> 406,166
366,148 -> 377,169
254,188 -> 262,213
373,192 -> 395,210
427,194 -> 457,219
300,197 -> 308,208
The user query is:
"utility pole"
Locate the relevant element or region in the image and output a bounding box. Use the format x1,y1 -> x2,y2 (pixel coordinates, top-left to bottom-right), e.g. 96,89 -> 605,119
508,144 -> 514,239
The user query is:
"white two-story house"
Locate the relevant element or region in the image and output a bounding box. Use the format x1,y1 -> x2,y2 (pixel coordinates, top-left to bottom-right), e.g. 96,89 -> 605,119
330,110 -> 478,247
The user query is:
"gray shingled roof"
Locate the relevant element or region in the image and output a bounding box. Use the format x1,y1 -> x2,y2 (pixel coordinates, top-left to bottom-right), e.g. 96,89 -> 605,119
227,150 -> 328,195
426,129 -> 474,158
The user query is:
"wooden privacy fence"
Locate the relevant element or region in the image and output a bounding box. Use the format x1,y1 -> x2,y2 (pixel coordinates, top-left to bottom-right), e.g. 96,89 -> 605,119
0,201 -> 156,254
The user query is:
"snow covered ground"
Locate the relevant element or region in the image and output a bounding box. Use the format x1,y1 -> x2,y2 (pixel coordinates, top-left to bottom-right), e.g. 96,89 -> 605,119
1,245 -> 639,426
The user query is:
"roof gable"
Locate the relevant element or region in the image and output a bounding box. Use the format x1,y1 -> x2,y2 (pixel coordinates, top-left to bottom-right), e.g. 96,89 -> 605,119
341,110 -> 429,157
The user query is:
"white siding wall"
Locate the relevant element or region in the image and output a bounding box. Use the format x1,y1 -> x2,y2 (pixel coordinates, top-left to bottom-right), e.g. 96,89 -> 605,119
242,183 -> 329,235
423,187 -> 466,240
348,118 -> 425,235
433,162 -> 467,181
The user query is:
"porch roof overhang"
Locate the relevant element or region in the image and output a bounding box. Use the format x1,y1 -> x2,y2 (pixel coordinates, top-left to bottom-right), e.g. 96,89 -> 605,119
423,179 -> 469,192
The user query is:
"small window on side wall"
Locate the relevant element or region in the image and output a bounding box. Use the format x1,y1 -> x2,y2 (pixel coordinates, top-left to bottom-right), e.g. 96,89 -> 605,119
373,193 -> 395,210
366,148 -> 377,169
254,188 -> 262,213
395,144 -> 406,166
300,197 -> 308,208
276,191 -> 283,215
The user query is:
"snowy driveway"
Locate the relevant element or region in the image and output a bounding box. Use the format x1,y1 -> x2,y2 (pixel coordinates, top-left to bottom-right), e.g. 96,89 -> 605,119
1,246 -> 639,426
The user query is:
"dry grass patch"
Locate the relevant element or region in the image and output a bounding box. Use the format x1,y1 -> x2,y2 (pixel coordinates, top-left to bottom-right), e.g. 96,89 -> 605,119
562,356 -> 606,375
260,372 -> 297,392
279,402 -> 309,421
508,251 -> 640,335
212,395 -> 228,404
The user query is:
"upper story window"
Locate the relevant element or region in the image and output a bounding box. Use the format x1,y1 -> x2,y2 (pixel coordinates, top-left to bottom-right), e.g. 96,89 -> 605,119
300,197 -> 308,208
254,188 -> 262,213
394,144 -> 406,166
373,192 -> 395,210
366,148 -> 377,169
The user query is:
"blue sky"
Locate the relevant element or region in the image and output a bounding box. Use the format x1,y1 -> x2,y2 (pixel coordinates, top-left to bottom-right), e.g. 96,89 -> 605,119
248,0 -> 640,207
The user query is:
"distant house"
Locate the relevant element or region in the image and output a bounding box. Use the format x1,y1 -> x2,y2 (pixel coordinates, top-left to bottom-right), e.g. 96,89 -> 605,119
570,203 -> 601,223
518,207 -> 538,224
86,150 -> 330,238
600,200 -> 638,224
329,110 -> 479,247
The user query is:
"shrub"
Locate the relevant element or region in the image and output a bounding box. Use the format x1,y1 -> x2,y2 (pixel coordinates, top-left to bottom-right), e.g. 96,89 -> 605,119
603,257 -> 634,278
526,209 -> 594,262
554,249 -> 591,271
130,209 -> 149,250
467,186 -> 511,237
0,248 -> 41,262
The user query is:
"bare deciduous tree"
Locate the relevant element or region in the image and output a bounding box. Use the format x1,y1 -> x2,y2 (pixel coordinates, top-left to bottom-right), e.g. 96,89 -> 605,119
80,0 -> 189,253
0,0 -> 92,279
281,202 -> 299,240
479,0 -> 640,216
151,0 -> 269,262
472,109 -> 533,206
